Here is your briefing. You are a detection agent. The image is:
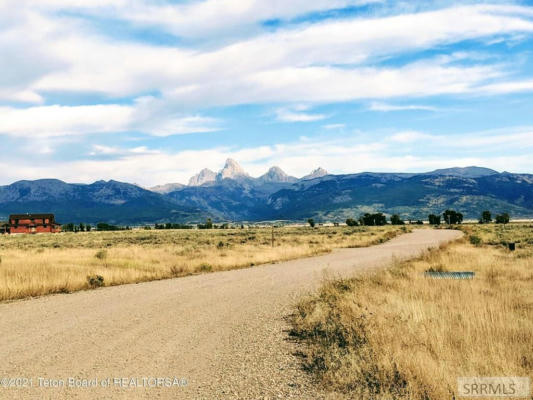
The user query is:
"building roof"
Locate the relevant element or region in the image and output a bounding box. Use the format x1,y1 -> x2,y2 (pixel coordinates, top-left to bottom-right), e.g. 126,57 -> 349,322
9,213 -> 55,219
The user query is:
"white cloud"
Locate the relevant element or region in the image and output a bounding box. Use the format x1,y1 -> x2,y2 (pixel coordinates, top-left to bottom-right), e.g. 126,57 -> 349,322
23,0 -> 383,40
89,144 -> 121,155
142,115 -> 220,137
0,102 -> 220,138
2,3 -> 532,106
275,105 -> 327,122
0,104 -> 134,137
369,102 -> 438,112
2,127 -> 532,186
389,128 -> 533,148
323,124 -> 346,130
0,2 -> 532,145
89,144 -> 160,156
478,80 -> 533,94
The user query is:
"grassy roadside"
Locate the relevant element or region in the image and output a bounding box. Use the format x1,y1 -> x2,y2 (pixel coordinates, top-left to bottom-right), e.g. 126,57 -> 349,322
0,225 -> 407,302
290,224 -> 533,399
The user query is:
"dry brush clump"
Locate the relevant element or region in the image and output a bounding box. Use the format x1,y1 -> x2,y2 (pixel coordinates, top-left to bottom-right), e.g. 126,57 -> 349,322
0,225 -> 407,302
290,224 -> 533,399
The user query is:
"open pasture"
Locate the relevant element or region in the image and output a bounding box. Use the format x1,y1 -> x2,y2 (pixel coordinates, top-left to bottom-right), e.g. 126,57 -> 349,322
0,225 -> 406,301
291,223 -> 533,399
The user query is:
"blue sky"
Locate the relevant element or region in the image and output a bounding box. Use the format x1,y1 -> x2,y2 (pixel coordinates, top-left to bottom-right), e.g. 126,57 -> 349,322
0,0 -> 532,186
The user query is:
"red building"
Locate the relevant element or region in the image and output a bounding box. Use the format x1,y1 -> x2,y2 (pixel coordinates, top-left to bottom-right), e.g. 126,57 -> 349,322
8,214 -> 61,234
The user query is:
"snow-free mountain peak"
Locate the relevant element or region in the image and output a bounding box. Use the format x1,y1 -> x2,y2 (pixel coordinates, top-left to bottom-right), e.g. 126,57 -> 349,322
218,158 -> 249,180
188,168 -> 217,186
302,167 -> 328,180
259,166 -> 297,183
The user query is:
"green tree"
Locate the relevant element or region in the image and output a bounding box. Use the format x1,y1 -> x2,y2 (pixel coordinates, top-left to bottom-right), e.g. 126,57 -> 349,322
345,218 -> 358,227
62,223 -> 75,232
96,222 -> 122,231
428,214 -> 441,225
359,213 -> 387,226
442,209 -> 463,225
198,218 -> 214,229
495,213 -> 510,224
390,214 -> 404,225
480,210 -> 492,224
307,218 -> 316,227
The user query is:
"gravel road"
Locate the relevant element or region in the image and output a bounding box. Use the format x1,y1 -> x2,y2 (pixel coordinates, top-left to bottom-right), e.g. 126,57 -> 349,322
0,229 -> 461,400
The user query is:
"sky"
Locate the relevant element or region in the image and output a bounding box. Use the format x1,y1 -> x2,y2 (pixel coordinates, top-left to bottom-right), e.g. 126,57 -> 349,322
0,0 -> 532,186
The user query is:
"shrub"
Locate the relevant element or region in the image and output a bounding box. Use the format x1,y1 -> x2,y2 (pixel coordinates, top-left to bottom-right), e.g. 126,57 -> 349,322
170,265 -> 186,277
196,263 -> 212,273
469,235 -> 482,246
217,241 -> 225,249
95,249 -> 107,260
87,275 -> 104,288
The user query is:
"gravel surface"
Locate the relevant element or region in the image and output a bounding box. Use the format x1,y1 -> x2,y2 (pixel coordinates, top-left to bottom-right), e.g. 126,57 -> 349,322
0,229 -> 462,399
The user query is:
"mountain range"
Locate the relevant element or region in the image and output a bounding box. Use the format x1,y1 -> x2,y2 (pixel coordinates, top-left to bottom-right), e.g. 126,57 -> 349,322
0,160 -> 531,224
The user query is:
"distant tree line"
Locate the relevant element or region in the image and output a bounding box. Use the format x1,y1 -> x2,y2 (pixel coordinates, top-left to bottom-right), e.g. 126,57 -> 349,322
478,210 -> 510,224
197,218 -> 233,229
96,223 -> 131,231
344,213 -> 390,226
155,223 -> 193,230
62,223 -> 92,232
62,222 -> 133,231
339,209 -> 511,227
426,209 -> 510,225
495,213 -> 510,224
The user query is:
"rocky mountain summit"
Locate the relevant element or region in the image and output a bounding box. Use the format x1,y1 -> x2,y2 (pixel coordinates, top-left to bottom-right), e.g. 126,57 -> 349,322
184,159 -> 323,188
302,167 -> 329,180
188,168 -> 217,187
258,167 -> 298,183
218,158 -> 249,181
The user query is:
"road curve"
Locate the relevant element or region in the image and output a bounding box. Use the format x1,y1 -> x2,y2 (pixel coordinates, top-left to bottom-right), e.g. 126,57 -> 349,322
0,229 -> 462,400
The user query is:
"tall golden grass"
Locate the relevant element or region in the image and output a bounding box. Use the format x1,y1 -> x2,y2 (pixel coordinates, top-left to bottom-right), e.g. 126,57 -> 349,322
291,224 -> 533,399
0,225 -> 406,301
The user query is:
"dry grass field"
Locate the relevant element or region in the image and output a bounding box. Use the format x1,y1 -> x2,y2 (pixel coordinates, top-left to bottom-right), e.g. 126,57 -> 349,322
290,223 -> 533,399
0,225 -> 406,302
